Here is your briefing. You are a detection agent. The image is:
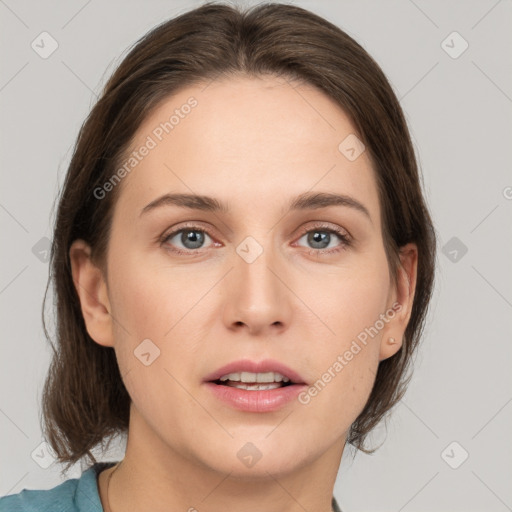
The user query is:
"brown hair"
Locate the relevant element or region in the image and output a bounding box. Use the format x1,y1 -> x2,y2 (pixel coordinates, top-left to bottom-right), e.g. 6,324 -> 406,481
41,1 -> 436,470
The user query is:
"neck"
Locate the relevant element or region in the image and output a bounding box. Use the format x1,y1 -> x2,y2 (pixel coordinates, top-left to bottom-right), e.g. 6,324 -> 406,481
101,405 -> 344,512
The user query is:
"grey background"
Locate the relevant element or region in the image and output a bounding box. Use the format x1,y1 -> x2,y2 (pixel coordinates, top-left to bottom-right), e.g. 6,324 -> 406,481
1,0 -> 511,510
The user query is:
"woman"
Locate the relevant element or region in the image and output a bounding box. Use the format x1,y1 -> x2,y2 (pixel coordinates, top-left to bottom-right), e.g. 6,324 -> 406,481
0,2 -> 436,511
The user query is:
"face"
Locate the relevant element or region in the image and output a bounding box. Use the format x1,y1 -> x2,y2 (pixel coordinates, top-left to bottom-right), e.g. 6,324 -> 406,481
71,75 -> 416,478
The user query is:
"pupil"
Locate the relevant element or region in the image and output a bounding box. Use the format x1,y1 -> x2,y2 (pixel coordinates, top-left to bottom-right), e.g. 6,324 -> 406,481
308,231 -> 329,249
182,230 -> 204,249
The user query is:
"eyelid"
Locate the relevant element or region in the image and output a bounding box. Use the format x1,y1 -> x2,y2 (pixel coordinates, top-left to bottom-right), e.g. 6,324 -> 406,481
161,221 -> 219,240
295,221 -> 351,240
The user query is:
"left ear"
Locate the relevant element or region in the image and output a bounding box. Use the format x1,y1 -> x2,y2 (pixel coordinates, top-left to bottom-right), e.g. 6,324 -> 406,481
379,242 -> 418,361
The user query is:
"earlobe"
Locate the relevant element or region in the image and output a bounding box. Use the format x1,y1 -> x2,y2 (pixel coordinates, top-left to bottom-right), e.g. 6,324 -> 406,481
379,335 -> 403,361
69,239 -> 114,348
379,243 -> 418,361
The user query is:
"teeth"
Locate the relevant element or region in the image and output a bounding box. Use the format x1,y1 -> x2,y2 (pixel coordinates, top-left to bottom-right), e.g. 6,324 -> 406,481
226,382 -> 283,391
218,371 -> 291,383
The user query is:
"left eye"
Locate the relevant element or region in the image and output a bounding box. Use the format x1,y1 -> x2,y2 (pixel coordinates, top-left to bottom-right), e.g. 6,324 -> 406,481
296,228 -> 348,251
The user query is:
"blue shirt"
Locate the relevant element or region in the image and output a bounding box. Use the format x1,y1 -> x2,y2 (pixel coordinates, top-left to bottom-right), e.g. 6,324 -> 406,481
0,462 -> 116,512
1,461 -> 342,511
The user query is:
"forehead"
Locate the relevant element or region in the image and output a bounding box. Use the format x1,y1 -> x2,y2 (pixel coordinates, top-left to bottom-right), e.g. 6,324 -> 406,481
113,75 -> 380,224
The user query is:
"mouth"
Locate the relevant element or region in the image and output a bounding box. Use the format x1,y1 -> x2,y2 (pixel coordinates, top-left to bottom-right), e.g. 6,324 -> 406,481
203,359 -> 307,389
211,371 -> 295,391
203,359 -> 308,412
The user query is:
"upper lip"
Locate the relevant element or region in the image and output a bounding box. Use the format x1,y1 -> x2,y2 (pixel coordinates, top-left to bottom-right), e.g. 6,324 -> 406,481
203,359 -> 307,384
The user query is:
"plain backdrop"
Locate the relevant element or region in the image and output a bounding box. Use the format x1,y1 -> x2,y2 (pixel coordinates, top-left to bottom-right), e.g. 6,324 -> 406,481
1,0 -> 511,510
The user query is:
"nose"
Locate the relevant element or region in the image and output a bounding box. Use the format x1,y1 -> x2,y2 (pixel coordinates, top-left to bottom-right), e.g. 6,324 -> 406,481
222,241 -> 293,336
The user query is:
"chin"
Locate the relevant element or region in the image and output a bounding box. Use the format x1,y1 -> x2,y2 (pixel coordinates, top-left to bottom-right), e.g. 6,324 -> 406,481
195,436 -> 315,480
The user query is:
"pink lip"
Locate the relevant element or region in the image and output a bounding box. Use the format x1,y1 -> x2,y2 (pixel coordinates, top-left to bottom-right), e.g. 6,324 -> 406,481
202,359 -> 307,413
202,358 -> 306,384
204,381 -> 307,412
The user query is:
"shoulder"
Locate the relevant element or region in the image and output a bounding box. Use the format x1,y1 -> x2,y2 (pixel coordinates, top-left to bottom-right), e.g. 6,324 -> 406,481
0,462 -> 117,512
0,477 -> 79,512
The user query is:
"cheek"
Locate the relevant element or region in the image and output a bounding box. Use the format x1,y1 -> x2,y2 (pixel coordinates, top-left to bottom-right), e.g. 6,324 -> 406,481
297,304 -> 382,440
108,246 -> 205,339
295,252 -> 390,427
107,248 -> 214,396
297,247 -> 390,344
107,257 -> 204,437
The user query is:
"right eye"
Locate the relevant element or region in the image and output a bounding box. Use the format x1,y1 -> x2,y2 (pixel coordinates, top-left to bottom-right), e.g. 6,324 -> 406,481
162,226 -> 216,254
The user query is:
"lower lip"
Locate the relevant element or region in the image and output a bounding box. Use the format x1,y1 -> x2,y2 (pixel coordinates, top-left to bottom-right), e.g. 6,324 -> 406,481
204,382 -> 307,412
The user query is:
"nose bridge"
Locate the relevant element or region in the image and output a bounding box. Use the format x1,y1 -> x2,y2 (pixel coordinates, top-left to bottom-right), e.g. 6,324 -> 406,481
226,232 -> 290,331
236,233 -> 281,302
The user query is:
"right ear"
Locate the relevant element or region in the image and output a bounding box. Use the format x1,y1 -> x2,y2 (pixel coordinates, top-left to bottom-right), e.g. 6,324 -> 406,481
69,239 -> 114,348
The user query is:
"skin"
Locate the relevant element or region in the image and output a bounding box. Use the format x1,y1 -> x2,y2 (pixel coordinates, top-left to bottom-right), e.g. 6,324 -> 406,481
70,75 -> 417,512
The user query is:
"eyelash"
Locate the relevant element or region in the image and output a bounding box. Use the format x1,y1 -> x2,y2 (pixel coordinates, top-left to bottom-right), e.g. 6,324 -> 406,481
160,222 -> 351,257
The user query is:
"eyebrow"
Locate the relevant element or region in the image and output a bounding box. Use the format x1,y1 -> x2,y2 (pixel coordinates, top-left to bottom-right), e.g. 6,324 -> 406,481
140,191 -> 371,221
